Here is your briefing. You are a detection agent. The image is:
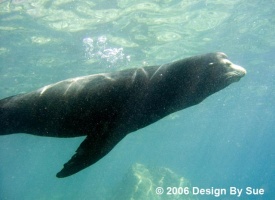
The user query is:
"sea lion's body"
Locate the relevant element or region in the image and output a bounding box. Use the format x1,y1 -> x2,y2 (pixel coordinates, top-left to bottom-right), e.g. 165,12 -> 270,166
0,52 -> 246,178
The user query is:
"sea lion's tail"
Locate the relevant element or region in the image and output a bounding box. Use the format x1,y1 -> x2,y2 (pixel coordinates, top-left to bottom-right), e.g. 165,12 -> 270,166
0,95 -> 20,135
0,97 -> 10,135
0,98 -> 7,135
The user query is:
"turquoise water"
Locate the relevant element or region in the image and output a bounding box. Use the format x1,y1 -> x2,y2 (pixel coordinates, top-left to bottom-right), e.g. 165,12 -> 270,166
0,0 -> 274,199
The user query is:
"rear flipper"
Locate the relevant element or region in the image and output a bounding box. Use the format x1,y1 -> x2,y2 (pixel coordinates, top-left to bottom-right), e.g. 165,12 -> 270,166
56,134 -> 117,178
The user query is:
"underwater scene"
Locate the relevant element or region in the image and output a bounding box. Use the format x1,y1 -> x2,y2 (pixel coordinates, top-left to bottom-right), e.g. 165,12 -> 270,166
0,0 -> 274,199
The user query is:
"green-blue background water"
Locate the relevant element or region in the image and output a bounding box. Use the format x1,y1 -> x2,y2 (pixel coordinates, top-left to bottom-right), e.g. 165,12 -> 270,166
0,0 -> 274,199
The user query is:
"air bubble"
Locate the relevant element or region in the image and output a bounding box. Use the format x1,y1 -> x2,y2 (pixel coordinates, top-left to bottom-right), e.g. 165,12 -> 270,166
83,36 -> 131,68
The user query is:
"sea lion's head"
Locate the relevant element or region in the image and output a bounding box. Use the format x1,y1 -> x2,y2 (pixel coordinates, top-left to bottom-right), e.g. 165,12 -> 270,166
208,52 -> 246,83
169,52 -> 247,105
194,52 -> 246,97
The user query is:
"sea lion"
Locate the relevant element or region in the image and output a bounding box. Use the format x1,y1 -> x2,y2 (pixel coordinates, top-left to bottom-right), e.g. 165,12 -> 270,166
0,52 -> 246,178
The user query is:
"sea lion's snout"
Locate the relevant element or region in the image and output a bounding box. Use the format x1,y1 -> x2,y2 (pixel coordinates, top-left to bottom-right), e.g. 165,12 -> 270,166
215,52 -> 246,76
230,62 -> 246,77
223,59 -> 246,77
221,58 -> 246,83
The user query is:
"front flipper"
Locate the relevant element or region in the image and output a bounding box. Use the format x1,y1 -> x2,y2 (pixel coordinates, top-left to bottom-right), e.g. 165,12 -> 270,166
56,135 -> 114,178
